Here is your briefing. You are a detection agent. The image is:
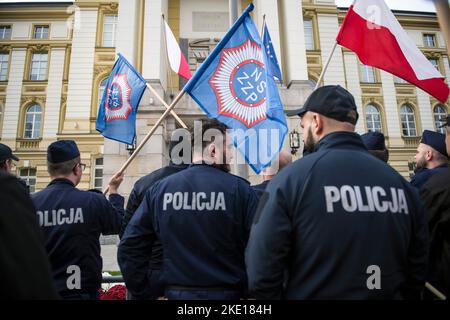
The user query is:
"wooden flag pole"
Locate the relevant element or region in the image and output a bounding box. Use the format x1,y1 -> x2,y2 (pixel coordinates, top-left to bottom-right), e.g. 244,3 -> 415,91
314,41 -> 338,90
103,89 -> 187,195
145,83 -> 187,129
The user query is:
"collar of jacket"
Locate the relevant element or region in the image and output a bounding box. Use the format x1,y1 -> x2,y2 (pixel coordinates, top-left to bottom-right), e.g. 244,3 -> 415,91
48,178 -> 75,188
168,161 -> 189,170
314,131 -> 366,153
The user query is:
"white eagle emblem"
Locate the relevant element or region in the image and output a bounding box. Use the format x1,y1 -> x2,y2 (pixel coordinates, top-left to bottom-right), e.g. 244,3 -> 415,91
105,74 -> 132,122
209,38 -> 267,128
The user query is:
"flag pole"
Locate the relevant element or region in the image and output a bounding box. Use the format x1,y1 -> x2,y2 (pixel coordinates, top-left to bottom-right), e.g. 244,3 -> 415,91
260,14 -> 266,38
425,282 -> 447,300
145,83 -> 187,128
103,89 -> 187,195
314,41 -> 338,90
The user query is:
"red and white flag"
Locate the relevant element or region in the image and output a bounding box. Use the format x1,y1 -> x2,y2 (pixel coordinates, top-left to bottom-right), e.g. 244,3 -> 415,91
337,0 -> 449,103
163,19 -> 192,80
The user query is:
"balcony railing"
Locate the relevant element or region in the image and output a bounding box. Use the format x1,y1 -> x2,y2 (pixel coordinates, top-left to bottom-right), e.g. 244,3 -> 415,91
16,138 -> 41,150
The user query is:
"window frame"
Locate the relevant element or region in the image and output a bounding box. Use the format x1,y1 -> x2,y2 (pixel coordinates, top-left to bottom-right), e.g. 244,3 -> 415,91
433,104 -> 448,134
18,167 -> 37,193
428,58 -> 440,72
423,33 -> 437,48
23,104 -> 43,139
33,25 -> 50,40
102,14 -> 118,48
29,52 -> 48,81
364,104 -> 383,133
0,25 -> 12,40
303,18 -> 315,51
360,64 -> 377,83
92,157 -> 104,191
0,51 -> 10,81
399,104 -> 418,137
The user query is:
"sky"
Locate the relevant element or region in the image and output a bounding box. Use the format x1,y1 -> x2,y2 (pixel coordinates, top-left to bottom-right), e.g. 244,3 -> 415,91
0,0 -> 441,12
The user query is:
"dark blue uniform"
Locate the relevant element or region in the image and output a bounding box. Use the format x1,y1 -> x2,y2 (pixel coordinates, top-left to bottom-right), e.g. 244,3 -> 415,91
410,164 -> 449,189
118,163 -> 259,300
246,132 -> 429,299
121,162 -> 188,299
32,178 -> 124,299
252,180 -> 270,197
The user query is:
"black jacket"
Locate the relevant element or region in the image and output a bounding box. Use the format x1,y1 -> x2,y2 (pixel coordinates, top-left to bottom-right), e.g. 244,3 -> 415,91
121,162 -> 188,269
0,172 -> 59,299
246,132 -> 429,300
32,179 -> 124,297
420,169 -> 450,296
118,163 -> 259,299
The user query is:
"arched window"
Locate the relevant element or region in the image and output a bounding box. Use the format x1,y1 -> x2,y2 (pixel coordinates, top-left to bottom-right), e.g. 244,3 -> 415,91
365,104 -> 382,132
98,78 -> 108,106
400,104 -> 417,137
433,105 -> 447,134
24,104 -> 42,139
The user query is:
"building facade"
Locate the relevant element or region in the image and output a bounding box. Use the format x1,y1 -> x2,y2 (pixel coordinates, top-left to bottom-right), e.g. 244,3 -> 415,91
0,0 -> 448,195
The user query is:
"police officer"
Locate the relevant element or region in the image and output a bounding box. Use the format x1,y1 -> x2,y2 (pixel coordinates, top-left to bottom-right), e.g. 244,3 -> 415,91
118,119 -> 259,300
0,143 -> 19,173
361,131 -> 389,163
120,128 -> 190,299
411,130 -> 449,189
246,85 -> 429,299
420,115 -> 450,298
32,140 -> 125,300
252,149 -> 292,196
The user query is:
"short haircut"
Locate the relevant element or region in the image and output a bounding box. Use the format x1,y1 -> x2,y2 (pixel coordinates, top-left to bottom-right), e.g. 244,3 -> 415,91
193,118 -> 229,153
433,148 -> 449,164
47,156 -> 80,177
369,149 -> 389,163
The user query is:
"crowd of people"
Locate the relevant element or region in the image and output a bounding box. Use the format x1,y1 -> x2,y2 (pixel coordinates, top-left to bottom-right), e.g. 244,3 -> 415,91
1,85 -> 449,300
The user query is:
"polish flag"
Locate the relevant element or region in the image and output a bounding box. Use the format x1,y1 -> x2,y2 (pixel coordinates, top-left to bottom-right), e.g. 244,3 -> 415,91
337,0 -> 449,103
164,19 -> 192,80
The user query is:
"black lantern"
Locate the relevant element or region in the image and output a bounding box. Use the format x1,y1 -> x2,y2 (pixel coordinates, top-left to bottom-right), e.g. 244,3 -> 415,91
289,130 -> 301,155
126,137 -> 137,155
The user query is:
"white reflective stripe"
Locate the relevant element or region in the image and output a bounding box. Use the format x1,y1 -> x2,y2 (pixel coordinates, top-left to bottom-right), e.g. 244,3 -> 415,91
353,0 -> 444,80
164,19 -> 182,74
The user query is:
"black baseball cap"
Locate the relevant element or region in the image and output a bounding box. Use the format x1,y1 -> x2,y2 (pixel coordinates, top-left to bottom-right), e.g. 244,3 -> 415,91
439,115 -> 449,128
0,143 -> 19,162
287,85 -> 359,125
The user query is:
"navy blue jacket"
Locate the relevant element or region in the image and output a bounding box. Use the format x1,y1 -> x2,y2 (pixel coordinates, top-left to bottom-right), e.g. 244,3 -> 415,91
410,164 -> 449,189
118,163 -> 259,299
121,162 -> 188,269
252,180 -> 270,197
246,132 -> 429,300
32,179 -> 124,297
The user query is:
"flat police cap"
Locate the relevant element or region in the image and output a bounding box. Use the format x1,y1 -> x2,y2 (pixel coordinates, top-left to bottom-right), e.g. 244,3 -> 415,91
361,132 -> 386,151
47,140 -> 80,164
420,130 -> 448,158
287,85 -> 359,125
0,143 -> 19,162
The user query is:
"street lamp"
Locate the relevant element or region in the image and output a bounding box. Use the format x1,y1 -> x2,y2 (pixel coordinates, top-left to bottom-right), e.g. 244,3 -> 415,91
126,137 -> 137,155
289,130 -> 301,155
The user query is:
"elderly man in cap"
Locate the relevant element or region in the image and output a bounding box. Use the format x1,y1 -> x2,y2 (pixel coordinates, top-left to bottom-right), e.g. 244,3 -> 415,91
420,115 -> 450,298
31,140 -> 125,300
361,131 -> 389,163
0,143 -> 19,173
411,130 -> 449,189
246,85 -> 428,299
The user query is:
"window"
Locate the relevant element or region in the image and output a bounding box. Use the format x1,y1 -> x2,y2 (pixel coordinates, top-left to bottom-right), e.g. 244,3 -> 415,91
34,25 -> 49,39
93,157 -> 103,191
0,26 -> 11,40
30,53 -> 48,80
428,58 -> 440,71
394,76 -> 408,84
102,15 -> 118,47
365,104 -> 382,133
433,105 -> 447,134
19,168 -> 37,193
24,104 -> 42,139
0,105 -> 3,138
360,64 -> 376,83
0,53 -> 8,81
400,105 -> 417,137
98,78 -> 108,106
304,19 -> 314,50
423,34 -> 436,47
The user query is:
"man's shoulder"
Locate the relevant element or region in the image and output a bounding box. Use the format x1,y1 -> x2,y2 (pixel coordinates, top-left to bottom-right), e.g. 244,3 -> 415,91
422,168 -> 450,190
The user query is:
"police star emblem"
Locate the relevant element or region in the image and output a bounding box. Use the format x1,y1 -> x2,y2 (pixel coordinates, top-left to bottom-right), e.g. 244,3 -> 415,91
105,74 -> 133,122
209,38 -> 268,128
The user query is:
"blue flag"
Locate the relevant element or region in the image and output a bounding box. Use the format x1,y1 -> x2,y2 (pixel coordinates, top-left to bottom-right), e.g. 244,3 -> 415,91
96,54 -> 147,145
263,22 -> 282,82
184,3 -> 288,174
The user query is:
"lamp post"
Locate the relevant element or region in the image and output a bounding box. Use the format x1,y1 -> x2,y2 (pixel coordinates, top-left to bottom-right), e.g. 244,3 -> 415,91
289,130 -> 301,155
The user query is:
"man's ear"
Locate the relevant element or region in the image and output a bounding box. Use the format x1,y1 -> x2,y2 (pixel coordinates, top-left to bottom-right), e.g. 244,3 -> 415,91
313,113 -> 323,135
207,143 -> 216,159
425,150 -> 433,162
